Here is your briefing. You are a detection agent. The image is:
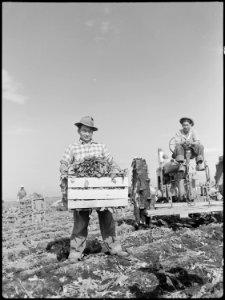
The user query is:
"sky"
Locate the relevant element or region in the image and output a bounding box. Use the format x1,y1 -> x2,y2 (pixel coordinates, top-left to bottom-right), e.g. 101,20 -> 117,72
2,2 -> 223,200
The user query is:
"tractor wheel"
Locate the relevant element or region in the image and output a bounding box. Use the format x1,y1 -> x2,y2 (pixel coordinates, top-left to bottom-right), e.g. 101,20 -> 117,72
169,137 -> 176,153
132,182 -> 140,225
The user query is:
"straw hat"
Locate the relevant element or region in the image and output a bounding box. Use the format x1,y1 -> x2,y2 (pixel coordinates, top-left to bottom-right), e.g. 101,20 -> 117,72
179,117 -> 194,126
74,116 -> 98,131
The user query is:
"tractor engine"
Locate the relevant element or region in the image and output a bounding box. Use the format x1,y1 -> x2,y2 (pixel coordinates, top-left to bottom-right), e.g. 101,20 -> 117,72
156,148 -> 197,202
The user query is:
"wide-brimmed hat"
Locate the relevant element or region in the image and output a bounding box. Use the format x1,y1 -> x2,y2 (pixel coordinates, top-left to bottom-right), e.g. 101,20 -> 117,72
74,116 -> 98,131
179,117 -> 194,126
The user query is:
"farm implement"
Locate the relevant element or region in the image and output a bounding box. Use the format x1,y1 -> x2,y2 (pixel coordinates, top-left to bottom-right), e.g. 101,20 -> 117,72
130,142 -> 223,223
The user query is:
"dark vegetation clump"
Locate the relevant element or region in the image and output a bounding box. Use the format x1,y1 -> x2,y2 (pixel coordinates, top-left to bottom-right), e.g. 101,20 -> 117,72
46,237 -> 102,261
68,156 -> 127,178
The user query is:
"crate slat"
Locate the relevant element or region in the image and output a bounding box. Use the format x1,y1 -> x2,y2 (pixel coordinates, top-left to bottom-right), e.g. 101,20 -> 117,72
68,187 -> 128,200
147,203 -> 223,217
154,200 -> 222,208
67,176 -> 129,209
68,176 -> 128,188
68,198 -> 128,209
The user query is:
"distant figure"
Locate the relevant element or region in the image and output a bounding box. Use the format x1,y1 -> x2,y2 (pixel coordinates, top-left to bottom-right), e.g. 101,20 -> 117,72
17,185 -> 27,201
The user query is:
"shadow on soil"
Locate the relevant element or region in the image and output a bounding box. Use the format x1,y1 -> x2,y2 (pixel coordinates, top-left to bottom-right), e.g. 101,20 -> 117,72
129,265 -> 204,298
118,212 -> 223,231
117,218 -> 138,227
46,237 -> 102,261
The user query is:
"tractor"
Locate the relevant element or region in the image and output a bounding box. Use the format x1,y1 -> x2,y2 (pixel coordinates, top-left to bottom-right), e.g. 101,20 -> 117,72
156,137 -> 211,204
131,139 -> 223,221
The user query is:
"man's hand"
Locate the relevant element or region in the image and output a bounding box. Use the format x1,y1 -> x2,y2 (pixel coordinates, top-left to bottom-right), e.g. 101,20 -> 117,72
61,174 -> 68,180
191,141 -> 199,146
110,173 -> 117,183
183,140 -> 191,147
60,162 -> 68,175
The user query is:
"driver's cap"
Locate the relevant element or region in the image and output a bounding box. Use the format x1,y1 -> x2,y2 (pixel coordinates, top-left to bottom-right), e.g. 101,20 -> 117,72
179,117 -> 194,126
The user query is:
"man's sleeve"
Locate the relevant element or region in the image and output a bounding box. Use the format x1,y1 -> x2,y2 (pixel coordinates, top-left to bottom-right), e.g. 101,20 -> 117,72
174,131 -> 182,144
60,144 -> 74,175
102,144 -> 113,163
59,145 -> 74,199
192,130 -> 200,143
102,144 -> 121,171
62,144 -> 74,165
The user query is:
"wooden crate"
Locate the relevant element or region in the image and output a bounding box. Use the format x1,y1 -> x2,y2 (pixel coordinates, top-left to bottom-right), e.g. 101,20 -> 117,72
32,198 -> 45,211
68,176 -> 128,209
32,212 -> 45,224
19,195 -> 45,225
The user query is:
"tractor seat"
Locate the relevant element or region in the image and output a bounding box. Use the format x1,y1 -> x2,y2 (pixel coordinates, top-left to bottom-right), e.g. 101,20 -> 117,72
171,147 -> 195,161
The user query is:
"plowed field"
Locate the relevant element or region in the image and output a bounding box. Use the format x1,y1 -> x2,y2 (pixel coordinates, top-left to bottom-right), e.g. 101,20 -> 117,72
2,201 -> 223,298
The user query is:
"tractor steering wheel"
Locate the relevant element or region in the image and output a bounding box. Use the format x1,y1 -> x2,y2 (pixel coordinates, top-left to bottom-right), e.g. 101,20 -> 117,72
169,137 -> 176,153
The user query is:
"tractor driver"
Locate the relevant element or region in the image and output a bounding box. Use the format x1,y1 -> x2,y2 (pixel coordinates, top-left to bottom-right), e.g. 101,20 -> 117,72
172,117 -> 205,171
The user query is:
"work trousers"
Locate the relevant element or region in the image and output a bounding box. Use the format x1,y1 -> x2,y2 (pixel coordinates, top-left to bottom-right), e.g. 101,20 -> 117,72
71,209 -> 116,240
163,162 -> 180,174
173,144 -> 204,163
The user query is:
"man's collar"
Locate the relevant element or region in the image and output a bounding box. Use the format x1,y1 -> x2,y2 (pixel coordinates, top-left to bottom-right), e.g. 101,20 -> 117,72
78,139 -> 96,145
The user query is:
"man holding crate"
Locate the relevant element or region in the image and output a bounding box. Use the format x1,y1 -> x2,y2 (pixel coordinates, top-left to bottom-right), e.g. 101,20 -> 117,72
60,116 -> 128,261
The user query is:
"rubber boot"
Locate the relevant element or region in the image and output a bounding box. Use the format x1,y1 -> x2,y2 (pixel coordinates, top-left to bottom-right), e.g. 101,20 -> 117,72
68,237 -> 87,262
178,164 -> 186,173
196,155 -> 204,164
176,155 -> 185,163
103,236 -> 128,257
